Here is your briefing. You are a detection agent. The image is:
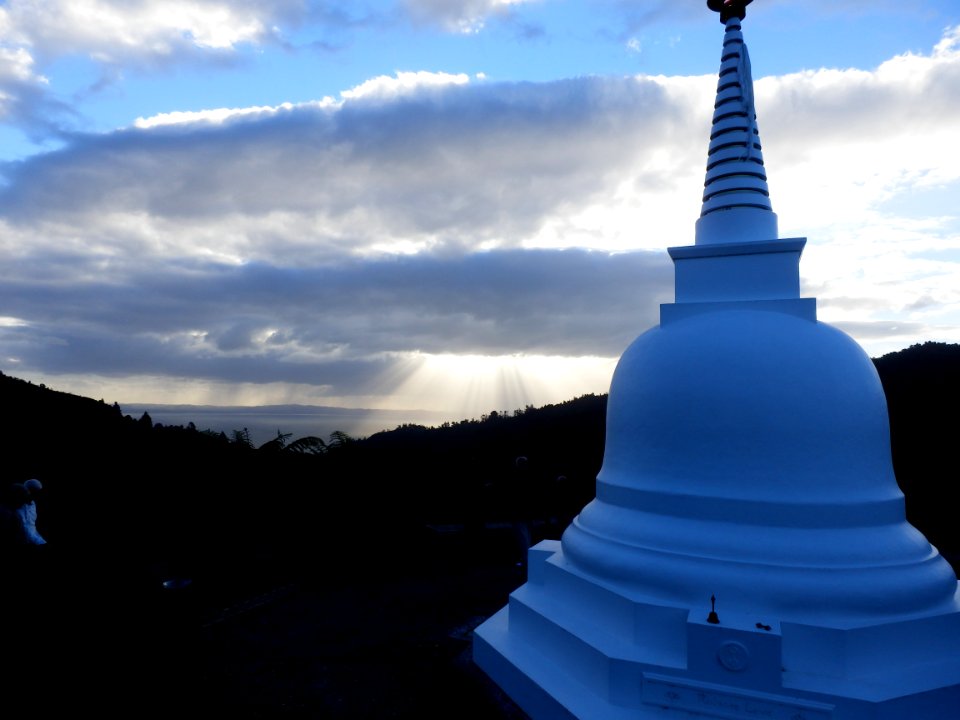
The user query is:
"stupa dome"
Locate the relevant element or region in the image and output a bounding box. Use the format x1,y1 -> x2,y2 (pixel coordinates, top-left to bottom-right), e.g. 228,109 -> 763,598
603,310 -> 899,508
561,309 -> 959,626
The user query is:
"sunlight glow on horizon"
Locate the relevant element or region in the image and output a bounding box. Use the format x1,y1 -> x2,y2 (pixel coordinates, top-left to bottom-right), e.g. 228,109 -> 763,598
15,352 -> 621,421
384,352 -> 619,418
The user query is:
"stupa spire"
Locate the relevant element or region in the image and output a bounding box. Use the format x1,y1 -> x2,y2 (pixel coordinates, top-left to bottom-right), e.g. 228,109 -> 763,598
696,0 -> 778,245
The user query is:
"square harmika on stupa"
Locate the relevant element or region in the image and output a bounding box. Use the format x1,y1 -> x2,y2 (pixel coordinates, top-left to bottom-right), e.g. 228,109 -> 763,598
473,2 -> 960,718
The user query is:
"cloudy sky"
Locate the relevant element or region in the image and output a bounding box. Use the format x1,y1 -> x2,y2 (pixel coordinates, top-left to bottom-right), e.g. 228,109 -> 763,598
1,0 -> 958,425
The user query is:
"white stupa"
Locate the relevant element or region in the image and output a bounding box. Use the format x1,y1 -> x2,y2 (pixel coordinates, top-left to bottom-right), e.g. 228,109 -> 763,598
473,2 -> 960,718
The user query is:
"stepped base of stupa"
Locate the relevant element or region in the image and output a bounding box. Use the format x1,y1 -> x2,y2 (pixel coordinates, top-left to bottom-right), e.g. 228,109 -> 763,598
474,540 -> 960,720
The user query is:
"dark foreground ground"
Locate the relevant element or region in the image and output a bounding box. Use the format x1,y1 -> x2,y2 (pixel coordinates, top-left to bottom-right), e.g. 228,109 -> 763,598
6,526 -> 532,718
12,527 -> 958,718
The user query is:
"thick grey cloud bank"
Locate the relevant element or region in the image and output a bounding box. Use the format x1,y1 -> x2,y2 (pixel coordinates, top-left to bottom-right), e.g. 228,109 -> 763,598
0,250 -> 670,389
0,74 -> 677,407
0,75 -> 677,255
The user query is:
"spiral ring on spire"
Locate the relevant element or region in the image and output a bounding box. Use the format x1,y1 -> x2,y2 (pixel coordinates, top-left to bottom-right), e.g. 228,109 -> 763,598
700,16 -> 772,219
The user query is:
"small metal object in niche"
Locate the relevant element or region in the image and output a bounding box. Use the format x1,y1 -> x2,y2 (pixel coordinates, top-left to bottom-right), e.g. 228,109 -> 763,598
707,594 -> 720,624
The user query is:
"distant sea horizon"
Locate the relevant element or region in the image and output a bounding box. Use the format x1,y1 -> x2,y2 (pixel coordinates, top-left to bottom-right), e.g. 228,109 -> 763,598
118,403 -> 459,447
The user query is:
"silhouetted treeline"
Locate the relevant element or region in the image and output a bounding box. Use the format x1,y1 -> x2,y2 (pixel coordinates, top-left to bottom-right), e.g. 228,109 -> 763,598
1,341 -> 957,604
874,341 -> 960,561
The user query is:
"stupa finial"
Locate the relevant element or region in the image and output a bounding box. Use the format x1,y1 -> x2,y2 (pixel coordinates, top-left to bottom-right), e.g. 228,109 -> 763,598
707,0 -> 752,23
695,0 -> 778,245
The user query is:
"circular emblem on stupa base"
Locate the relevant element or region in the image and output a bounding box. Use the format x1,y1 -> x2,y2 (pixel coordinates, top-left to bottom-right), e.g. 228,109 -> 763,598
717,641 -> 750,671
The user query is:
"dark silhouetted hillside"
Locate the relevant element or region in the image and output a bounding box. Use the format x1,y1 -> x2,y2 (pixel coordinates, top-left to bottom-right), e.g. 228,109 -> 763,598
874,341 -> 960,561
2,341 -> 959,584
0,342 -> 957,714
